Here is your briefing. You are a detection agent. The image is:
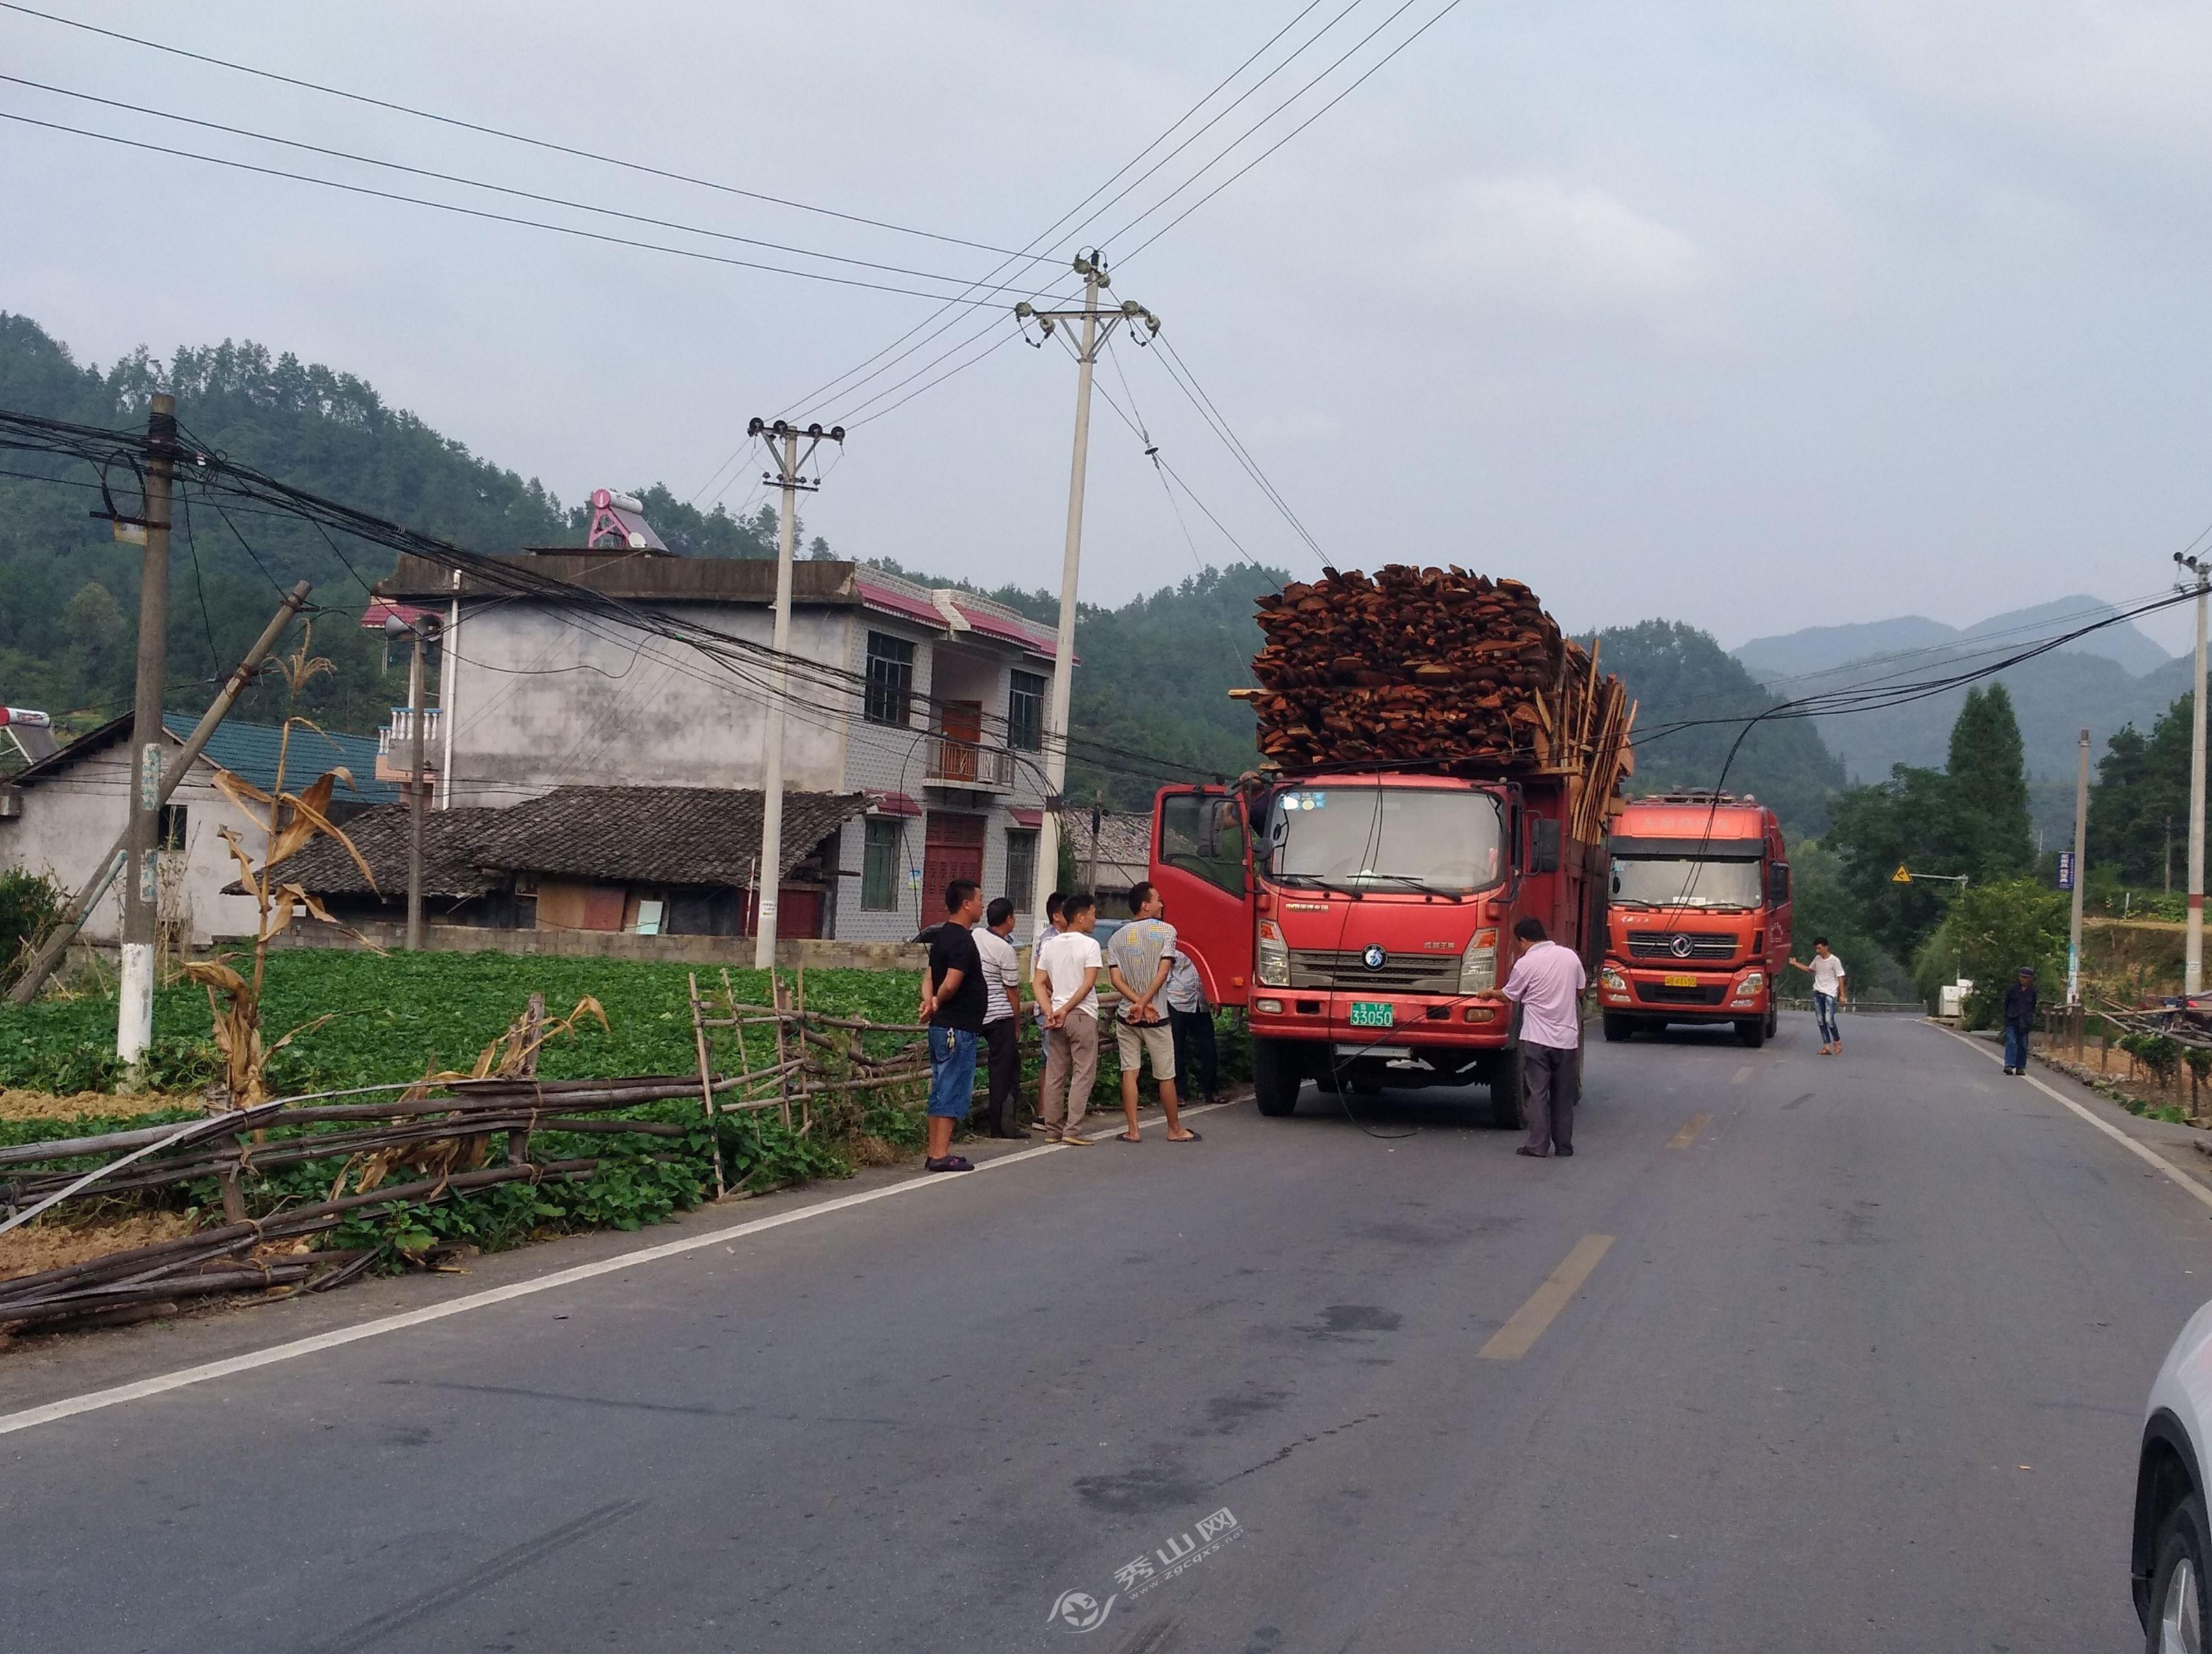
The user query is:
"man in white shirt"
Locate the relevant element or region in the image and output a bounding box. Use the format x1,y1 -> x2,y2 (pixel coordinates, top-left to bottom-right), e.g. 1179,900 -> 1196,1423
1032,893 -> 1102,1144
1473,916 -> 1589,1159
1787,938 -> 1848,1055
975,897 -> 1026,1138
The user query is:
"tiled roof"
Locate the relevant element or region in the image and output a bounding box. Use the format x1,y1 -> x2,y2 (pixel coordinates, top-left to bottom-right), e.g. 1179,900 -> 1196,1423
9,712 -> 394,805
267,805 -> 510,898
1081,811 -> 1154,868
480,787 -> 870,886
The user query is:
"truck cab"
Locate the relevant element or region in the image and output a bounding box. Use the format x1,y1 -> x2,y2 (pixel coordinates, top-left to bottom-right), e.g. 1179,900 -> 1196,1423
1150,771 -> 1605,1129
1597,792 -> 1790,1048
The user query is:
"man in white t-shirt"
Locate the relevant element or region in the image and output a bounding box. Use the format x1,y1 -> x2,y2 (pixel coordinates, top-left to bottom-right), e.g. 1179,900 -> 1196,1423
1787,937 -> 1848,1055
1032,893 -> 1103,1144
974,897 -> 1026,1138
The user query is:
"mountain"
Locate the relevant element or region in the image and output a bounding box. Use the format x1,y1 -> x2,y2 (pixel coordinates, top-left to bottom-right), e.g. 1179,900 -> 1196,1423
1735,596 -> 2172,684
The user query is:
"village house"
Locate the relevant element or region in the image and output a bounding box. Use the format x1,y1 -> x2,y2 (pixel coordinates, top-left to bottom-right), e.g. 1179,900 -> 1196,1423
0,715 -> 394,946
357,510 -> 1062,946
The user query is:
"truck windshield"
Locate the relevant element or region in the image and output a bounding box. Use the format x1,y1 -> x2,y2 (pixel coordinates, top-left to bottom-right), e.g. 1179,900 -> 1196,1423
1610,856 -> 1763,910
1269,787 -> 1504,894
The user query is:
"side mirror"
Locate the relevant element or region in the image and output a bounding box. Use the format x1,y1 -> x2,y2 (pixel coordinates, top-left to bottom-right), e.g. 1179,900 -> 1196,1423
1530,817 -> 1562,875
1769,863 -> 1789,904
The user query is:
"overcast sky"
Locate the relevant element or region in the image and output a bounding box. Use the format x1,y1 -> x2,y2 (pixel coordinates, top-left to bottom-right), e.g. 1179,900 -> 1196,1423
6,1 -> 2211,654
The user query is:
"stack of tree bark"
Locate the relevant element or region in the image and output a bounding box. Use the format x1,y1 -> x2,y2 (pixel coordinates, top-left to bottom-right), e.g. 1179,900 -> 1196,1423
1232,566 -> 1634,815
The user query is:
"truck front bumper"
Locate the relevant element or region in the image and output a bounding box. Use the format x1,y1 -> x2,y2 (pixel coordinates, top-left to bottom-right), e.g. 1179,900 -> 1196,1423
1250,990 -> 1512,1060
1599,962 -> 1770,1021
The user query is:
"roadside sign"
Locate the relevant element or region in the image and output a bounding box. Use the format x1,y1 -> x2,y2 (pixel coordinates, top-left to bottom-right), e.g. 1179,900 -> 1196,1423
2057,851 -> 2076,892
1891,864 -> 1912,885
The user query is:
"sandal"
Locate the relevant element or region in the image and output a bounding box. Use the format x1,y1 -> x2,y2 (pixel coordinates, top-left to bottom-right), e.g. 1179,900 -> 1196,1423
1117,1133 -> 1143,1143
1167,1129 -> 1202,1143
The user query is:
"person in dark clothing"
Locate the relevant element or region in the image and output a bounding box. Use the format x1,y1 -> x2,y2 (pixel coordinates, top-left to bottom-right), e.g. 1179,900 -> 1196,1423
2001,967 -> 2037,1075
918,880 -> 988,1171
975,896 -> 1027,1138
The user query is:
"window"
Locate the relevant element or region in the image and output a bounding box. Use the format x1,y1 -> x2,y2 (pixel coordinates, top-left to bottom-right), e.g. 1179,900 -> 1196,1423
1008,671 -> 1047,752
865,632 -> 915,727
1161,791 -> 1247,896
862,817 -> 903,911
158,804 -> 187,852
1006,829 -> 1038,911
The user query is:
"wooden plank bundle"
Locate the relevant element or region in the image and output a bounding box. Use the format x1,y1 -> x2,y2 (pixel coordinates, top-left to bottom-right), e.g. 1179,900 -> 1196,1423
1232,566 -> 1636,827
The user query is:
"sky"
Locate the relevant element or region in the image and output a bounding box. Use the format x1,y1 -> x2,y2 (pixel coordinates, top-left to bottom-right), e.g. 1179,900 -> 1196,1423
5,0 -> 2211,654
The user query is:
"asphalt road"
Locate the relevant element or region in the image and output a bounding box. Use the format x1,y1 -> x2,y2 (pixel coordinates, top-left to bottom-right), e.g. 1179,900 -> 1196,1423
7,1011 -> 2212,1653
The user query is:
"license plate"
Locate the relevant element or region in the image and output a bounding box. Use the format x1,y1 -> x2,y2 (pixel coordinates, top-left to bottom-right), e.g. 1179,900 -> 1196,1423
1348,1000 -> 1394,1028
1664,973 -> 1698,989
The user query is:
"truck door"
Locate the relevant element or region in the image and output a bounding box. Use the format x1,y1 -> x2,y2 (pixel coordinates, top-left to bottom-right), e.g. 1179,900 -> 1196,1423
1150,786 -> 1252,1007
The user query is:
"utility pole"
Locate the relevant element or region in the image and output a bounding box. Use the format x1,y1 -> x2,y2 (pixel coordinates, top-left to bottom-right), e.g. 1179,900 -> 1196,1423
2168,814 -> 2175,896
385,612 -> 440,950
2069,727 -> 2089,1009
2181,552 -> 2211,999
745,417 -> 841,970
1015,252 -> 1161,925
117,394 -> 176,1070
1086,793 -> 1102,898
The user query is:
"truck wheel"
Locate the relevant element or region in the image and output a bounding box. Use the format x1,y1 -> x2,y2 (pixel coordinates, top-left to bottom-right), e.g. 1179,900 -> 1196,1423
1735,1018 -> 1766,1049
1602,1014 -> 1634,1043
1488,1043 -> 1525,1131
1764,1002 -> 1779,1040
1252,1038 -> 1300,1117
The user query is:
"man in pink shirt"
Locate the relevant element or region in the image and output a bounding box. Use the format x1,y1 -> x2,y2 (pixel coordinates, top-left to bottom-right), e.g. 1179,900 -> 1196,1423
1475,916 -> 1588,1159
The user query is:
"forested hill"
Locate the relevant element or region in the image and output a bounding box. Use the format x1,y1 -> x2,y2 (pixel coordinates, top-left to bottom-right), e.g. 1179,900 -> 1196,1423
0,313 -> 1849,827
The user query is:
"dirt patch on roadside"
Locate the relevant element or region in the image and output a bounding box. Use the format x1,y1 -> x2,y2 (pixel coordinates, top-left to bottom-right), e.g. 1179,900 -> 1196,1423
1,1210 -> 200,1283
0,1088 -> 202,1124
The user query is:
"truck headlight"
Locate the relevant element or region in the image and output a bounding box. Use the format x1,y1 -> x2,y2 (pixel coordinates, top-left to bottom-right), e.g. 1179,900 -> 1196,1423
1736,971 -> 1765,995
1460,926 -> 1498,994
1600,965 -> 1626,993
1257,919 -> 1290,988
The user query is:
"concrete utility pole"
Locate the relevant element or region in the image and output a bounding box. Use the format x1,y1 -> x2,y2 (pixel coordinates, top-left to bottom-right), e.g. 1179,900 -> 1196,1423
12,581 -> 311,1007
2182,552 -> 2211,999
1015,252 -> 1161,925
2069,727 -> 2089,1009
117,393 -> 176,1070
745,417 -> 842,970
385,612 -> 439,950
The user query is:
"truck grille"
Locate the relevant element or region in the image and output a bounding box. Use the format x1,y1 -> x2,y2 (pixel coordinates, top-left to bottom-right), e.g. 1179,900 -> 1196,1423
1287,949 -> 1458,994
1626,931 -> 1737,962
1635,981 -> 1730,1006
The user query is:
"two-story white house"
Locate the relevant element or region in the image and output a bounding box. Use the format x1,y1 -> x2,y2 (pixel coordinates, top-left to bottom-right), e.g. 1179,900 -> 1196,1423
370,544 -> 1061,946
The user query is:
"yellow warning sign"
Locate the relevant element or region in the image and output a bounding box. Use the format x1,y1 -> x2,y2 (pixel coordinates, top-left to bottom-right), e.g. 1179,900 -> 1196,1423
1892,864 -> 1912,885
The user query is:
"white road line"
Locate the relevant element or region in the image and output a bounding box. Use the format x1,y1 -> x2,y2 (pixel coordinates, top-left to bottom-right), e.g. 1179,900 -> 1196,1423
0,1099 -> 1237,1439
1731,1064 -> 1753,1086
1929,1023 -> 2212,1216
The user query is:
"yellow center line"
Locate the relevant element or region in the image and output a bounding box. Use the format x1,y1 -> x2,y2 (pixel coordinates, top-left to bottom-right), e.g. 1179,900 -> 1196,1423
1666,1111 -> 1713,1149
1731,1064 -> 1753,1085
1478,1234 -> 1615,1361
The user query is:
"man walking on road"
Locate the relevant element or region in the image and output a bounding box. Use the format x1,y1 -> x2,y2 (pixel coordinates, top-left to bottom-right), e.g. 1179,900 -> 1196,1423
1106,882 -> 1200,1144
1033,893 -> 1102,1145
917,880 -> 986,1173
975,896 -> 1026,1137
1787,939 -> 1848,1055
1475,916 -> 1586,1159
2001,966 -> 2038,1075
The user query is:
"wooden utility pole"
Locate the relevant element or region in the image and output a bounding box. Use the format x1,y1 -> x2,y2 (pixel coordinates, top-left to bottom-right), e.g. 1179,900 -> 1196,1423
745,417 -> 841,970
2068,727 -> 2089,1009
407,625 -> 427,950
1086,793 -> 1102,898
117,394 -> 176,1070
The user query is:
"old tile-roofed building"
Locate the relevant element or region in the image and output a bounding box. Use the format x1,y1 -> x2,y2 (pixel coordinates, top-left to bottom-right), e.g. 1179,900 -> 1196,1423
478,787 -> 868,888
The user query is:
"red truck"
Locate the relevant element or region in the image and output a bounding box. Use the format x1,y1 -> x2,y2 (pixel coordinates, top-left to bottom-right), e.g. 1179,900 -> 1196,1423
1596,791 -> 1791,1047
1148,769 -> 1608,1129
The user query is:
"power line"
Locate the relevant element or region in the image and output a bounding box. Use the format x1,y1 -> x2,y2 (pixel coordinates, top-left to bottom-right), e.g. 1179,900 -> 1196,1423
0,1 -> 1025,260
1150,337 -> 1326,566
0,111 -> 1022,308
0,74 -> 1060,296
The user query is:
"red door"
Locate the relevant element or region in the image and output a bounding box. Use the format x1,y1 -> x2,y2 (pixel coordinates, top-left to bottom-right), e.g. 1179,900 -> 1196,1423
922,812 -> 986,913
1150,787 -> 1252,1007
938,701 -> 982,783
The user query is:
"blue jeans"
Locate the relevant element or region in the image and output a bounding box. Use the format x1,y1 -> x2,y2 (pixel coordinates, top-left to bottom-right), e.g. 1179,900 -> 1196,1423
1813,992 -> 1841,1045
2003,1025 -> 2029,1070
927,1026 -> 979,1119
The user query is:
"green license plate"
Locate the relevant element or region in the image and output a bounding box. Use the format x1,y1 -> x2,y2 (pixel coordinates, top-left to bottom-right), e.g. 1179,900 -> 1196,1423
1348,1001 -> 1394,1028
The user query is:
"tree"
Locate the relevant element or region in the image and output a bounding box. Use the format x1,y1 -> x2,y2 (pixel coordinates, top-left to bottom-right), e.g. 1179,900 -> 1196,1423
1912,878 -> 2067,1027
1824,764 -> 1963,966
1785,837 -> 1912,999
1945,683 -> 2034,880
2089,693 -> 2191,887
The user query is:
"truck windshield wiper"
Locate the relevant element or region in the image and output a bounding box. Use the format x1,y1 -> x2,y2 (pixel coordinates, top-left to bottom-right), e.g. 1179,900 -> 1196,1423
1348,873 -> 1463,898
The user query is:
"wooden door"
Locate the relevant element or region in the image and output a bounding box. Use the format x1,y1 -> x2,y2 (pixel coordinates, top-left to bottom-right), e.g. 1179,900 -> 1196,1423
938,700 -> 982,782
921,812 -> 986,913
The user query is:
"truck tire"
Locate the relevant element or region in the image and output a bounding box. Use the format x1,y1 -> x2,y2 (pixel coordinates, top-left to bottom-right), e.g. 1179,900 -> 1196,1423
1735,1017 -> 1765,1049
1764,1001 -> 1779,1040
1602,1013 -> 1634,1043
1253,1038 -> 1300,1117
1488,1043 -> 1525,1131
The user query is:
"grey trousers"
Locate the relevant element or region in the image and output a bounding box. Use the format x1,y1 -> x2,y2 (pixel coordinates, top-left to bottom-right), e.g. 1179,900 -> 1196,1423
1523,1042 -> 1577,1154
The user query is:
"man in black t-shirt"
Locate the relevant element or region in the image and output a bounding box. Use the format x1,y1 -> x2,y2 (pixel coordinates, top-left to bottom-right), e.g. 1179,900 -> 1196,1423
917,878 -> 987,1172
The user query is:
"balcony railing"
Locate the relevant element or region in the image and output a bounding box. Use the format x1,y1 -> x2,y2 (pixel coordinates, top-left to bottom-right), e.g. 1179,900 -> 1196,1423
376,706 -> 442,784
925,736 -> 1016,791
